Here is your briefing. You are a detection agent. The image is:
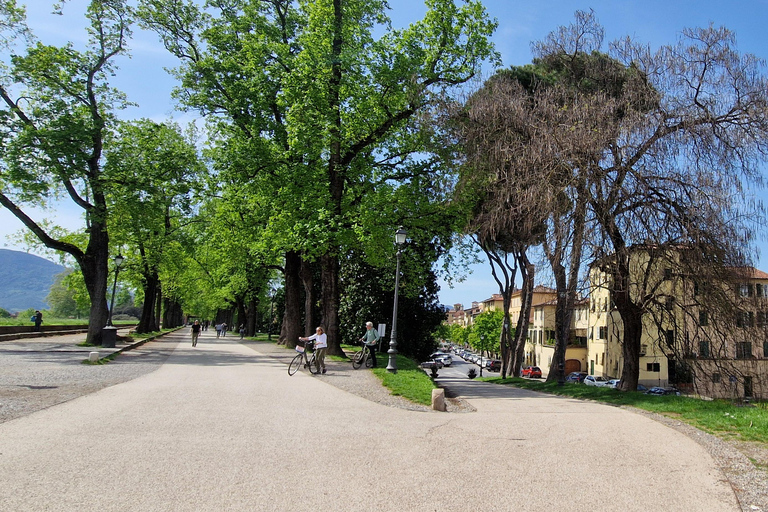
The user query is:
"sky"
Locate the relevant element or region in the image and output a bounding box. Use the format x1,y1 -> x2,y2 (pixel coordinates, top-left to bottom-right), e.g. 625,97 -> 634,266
2,0 -> 768,307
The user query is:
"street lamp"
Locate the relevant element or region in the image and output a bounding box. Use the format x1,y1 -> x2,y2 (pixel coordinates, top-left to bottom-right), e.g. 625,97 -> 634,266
387,227 -> 407,373
268,284 -> 276,341
107,254 -> 125,327
102,254 -> 124,348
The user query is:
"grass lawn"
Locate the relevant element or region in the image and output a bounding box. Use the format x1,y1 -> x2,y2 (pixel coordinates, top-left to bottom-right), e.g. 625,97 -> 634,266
246,334 -> 436,406
483,376 -> 768,445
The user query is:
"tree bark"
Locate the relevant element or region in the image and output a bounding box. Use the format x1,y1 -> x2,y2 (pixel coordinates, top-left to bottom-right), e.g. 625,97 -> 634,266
300,256 -> 315,337
137,272 -> 159,333
512,260 -> 534,377
282,251 -> 302,347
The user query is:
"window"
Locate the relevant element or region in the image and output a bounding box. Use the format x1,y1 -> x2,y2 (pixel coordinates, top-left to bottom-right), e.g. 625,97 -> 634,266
598,326 -> 607,339
711,373 -> 721,383
764,341 -> 768,358
736,342 -> 752,359
699,311 -> 709,326
736,311 -> 754,328
699,340 -> 710,358
665,329 -> 675,347
663,268 -> 672,280
757,284 -> 765,297
646,362 -> 661,372
739,284 -> 753,297
694,281 -> 700,296
665,296 -> 675,311
640,344 -> 647,356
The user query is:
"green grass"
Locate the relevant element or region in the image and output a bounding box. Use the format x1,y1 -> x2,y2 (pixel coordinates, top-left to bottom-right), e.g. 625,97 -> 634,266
483,377 -> 768,444
247,335 -> 436,405
372,355 -> 436,406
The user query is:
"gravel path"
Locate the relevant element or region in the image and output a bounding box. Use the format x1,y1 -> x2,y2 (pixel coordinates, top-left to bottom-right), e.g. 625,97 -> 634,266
1,330 -> 766,511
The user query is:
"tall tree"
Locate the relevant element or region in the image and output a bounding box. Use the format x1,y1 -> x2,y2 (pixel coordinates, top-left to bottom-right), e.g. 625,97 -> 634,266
0,0 -> 133,345
138,0 -> 498,356
105,119 -> 203,333
532,12 -> 768,389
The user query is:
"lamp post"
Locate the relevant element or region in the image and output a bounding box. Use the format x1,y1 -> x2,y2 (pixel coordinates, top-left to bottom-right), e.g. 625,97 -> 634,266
387,227 -> 407,373
268,284 -> 276,341
102,254 -> 124,348
107,254 -> 124,327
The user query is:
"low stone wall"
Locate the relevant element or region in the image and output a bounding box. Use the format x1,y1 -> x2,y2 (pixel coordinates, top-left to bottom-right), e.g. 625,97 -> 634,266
0,324 -> 88,335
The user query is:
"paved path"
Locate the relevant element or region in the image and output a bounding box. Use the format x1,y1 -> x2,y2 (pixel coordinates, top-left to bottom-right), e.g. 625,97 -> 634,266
0,329 -> 740,511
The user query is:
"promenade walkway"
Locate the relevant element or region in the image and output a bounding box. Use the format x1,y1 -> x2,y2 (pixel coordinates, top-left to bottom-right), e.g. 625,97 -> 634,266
0,328 -> 742,511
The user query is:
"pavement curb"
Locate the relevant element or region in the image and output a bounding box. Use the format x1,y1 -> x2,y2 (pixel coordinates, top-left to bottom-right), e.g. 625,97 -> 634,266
92,327 -> 185,363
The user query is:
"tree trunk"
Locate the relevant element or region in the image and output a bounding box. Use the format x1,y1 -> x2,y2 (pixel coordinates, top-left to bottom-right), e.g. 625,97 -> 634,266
300,256 -> 315,337
137,272 -> 159,333
282,251 -> 302,347
246,296 -> 258,337
512,260 -> 534,377
320,253 -> 342,356
81,243 -> 110,346
154,283 -> 162,330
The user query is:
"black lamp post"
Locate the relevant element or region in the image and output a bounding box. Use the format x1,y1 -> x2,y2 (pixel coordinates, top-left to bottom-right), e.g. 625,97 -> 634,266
101,254 -> 124,348
268,284 -> 276,341
107,254 -> 124,327
386,227 -> 407,373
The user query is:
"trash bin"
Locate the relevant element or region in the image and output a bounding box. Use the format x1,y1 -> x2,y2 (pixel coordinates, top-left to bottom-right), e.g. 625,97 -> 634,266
102,326 -> 117,348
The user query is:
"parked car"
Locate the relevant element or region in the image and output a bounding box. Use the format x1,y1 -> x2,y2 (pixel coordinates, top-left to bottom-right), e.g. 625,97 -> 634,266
584,375 -> 610,387
565,372 -> 588,383
607,379 -> 621,388
430,353 -> 452,366
486,360 -> 502,372
420,359 -> 444,369
644,386 -> 681,396
521,366 -> 542,378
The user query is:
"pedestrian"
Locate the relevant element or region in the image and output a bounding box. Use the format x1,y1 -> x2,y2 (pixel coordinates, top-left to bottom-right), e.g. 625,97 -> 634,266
221,322 -> 228,337
300,326 -> 327,374
33,310 -> 43,332
239,324 -> 245,339
215,323 -> 222,338
203,320 -> 209,331
359,321 -> 380,368
191,320 -> 201,347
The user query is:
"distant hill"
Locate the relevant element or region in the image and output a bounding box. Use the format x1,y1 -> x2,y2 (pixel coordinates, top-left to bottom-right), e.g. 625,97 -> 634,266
0,249 -> 66,313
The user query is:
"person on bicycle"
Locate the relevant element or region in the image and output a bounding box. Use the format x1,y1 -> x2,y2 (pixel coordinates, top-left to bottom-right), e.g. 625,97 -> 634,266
300,326 -> 327,374
360,321 -> 380,368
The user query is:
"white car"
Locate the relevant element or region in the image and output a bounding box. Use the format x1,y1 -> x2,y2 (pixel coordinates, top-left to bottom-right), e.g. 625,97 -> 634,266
430,352 -> 452,366
606,379 -> 621,388
584,375 -> 610,387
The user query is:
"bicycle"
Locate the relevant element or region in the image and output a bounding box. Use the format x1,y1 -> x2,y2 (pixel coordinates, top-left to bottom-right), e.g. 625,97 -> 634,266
352,341 -> 375,369
288,340 -> 318,376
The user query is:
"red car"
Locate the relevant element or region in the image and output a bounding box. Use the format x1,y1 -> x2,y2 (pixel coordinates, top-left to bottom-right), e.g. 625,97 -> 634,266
521,366 -> 542,378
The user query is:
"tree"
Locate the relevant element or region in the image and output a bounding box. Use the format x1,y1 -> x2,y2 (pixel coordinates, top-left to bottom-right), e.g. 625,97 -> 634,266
529,12 -> 768,389
0,0 -> 133,344
46,269 -> 87,318
137,0 -> 498,356
105,119 -> 203,333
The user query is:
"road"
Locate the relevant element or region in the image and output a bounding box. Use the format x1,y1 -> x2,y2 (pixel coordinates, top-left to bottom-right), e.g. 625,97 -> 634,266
0,332 -> 744,511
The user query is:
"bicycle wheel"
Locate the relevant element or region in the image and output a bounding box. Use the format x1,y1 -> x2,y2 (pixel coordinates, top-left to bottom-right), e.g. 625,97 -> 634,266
288,353 -> 303,376
365,351 -> 374,368
307,353 -> 318,374
352,349 -> 365,369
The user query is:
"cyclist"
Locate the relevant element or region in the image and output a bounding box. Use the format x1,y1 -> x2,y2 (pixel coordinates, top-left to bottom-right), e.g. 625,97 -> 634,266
300,326 -> 327,374
359,321 -> 380,368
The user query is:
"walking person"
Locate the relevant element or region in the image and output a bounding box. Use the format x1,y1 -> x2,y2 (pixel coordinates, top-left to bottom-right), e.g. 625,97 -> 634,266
300,326 -> 327,374
360,321 -> 380,368
239,324 -> 245,339
33,310 -> 43,332
215,323 -> 222,338
221,322 -> 228,337
191,320 -> 202,347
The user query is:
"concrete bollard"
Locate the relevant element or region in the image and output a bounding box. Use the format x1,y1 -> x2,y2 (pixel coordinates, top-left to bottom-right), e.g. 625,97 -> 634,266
431,388 -> 446,412
89,351 -> 99,362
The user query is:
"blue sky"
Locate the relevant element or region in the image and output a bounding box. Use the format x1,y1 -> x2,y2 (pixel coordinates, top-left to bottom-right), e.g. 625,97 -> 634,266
2,0 -> 768,306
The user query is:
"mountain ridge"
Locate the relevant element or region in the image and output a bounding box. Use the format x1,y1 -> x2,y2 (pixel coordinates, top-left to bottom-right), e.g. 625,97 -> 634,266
0,249 -> 66,313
